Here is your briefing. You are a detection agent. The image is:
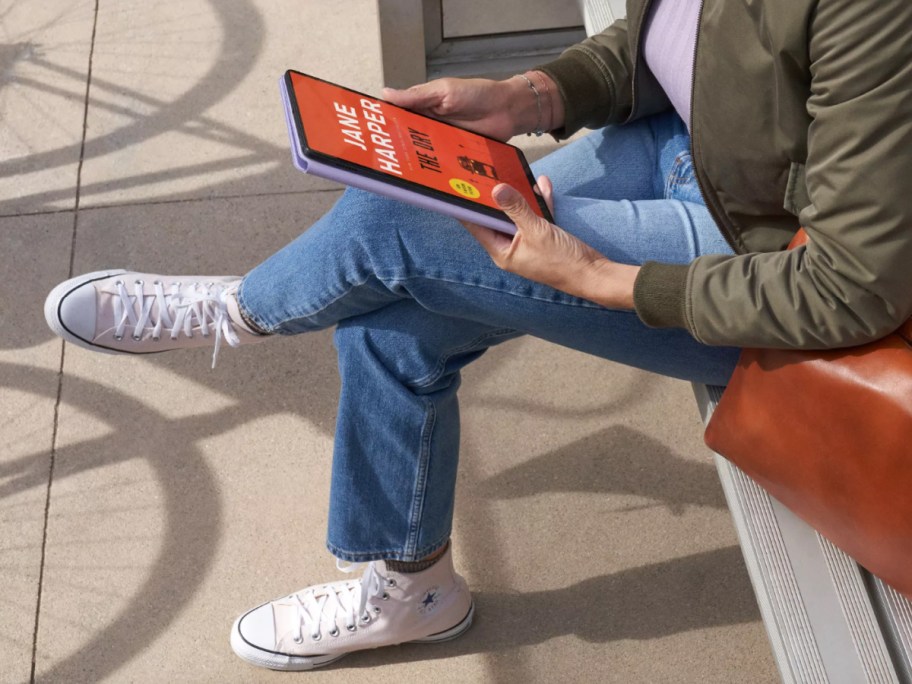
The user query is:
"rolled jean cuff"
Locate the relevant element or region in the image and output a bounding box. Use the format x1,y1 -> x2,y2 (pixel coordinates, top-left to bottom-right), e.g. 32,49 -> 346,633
325,536 -> 452,564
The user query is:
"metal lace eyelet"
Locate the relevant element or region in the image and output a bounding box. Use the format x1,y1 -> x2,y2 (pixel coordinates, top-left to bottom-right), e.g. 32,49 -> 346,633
311,633 -> 322,642
152,336 -> 160,342
387,579 -> 397,588
373,606 -> 381,614
132,334 -> 142,341
135,279 -> 144,286
113,334 -> 124,341
360,613 -> 371,624
382,592 -> 389,601
328,627 -> 339,637
292,635 -> 303,644
153,280 -> 161,285
115,280 -> 124,287
346,624 -> 357,632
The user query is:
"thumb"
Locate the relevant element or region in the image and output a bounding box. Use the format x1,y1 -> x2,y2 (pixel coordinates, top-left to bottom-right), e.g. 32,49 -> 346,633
492,184 -> 542,232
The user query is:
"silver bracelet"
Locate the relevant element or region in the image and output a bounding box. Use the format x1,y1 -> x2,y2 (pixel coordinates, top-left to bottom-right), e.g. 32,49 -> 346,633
518,73 -> 544,137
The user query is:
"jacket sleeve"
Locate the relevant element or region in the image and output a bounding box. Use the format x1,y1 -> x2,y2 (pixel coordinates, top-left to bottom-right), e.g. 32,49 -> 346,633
640,0 -> 912,349
535,19 -> 637,137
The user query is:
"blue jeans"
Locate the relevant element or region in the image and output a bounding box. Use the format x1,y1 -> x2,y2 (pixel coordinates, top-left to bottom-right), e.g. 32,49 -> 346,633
238,111 -> 739,562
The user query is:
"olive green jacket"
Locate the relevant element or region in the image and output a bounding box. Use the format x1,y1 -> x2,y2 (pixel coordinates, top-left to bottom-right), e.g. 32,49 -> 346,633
538,0 -> 912,349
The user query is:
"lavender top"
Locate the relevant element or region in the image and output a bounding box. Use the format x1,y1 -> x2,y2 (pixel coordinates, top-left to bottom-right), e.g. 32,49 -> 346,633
642,0 -> 702,130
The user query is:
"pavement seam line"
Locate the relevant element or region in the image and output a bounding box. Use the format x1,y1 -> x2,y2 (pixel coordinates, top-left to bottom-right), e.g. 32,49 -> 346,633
0,188 -> 341,220
68,0 -> 101,279
30,1 -> 100,681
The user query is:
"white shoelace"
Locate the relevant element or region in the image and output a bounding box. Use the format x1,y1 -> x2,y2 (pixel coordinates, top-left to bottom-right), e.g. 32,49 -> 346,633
112,279 -> 241,368
291,561 -> 392,644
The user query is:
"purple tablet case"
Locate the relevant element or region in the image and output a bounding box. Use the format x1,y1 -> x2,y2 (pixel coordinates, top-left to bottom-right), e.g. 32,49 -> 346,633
280,77 -> 519,235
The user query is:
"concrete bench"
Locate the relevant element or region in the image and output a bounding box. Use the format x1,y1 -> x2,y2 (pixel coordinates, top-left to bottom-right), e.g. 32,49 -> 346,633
579,1 -> 912,681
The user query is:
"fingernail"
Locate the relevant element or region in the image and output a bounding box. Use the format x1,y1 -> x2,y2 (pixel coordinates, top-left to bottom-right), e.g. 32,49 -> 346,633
492,184 -> 517,204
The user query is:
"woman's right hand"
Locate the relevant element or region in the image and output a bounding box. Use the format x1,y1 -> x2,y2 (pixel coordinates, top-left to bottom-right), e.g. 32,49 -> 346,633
382,77 -> 538,142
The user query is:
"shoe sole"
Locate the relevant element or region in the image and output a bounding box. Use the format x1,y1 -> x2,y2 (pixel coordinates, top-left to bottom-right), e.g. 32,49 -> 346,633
410,602 -> 476,644
44,269 -> 128,354
229,601 -> 475,672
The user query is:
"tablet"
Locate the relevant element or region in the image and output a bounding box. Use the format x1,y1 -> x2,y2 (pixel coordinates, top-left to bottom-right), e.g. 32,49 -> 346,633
279,70 -> 552,234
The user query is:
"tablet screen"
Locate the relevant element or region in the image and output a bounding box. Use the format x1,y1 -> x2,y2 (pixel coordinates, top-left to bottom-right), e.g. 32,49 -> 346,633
284,71 -> 551,222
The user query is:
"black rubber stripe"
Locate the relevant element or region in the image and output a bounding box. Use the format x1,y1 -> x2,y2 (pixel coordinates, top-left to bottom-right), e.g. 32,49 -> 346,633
423,603 -> 474,638
236,604 -> 329,659
57,273 -> 164,355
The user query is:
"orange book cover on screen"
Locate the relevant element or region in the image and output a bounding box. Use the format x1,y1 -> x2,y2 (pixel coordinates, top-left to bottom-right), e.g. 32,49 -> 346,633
282,71 -> 549,230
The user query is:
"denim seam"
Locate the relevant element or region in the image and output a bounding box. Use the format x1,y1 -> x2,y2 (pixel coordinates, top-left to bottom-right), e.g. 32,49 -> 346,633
391,273 -> 610,310
664,151 -> 691,199
404,399 -> 436,558
236,280 -> 276,334
325,536 -> 451,563
410,327 -> 516,389
261,274 -> 380,332
244,276 -> 380,332
245,268 -> 636,335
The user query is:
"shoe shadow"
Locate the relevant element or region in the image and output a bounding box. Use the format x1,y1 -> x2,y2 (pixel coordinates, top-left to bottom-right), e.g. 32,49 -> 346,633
343,545 -> 758,669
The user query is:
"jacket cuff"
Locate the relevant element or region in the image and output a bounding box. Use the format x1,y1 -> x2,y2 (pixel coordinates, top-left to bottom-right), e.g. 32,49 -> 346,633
633,262 -> 690,330
536,50 -> 615,138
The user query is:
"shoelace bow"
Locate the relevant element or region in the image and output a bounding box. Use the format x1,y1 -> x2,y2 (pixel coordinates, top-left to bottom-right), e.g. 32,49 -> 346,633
291,561 -> 393,644
113,279 -> 240,368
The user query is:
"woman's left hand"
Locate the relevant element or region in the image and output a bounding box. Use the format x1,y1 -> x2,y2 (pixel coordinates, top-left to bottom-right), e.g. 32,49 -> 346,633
462,176 -> 640,309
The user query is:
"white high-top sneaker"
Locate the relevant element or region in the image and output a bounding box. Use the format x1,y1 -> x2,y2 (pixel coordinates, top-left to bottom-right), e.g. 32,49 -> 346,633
230,545 -> 474,671
45,270 -> 267,365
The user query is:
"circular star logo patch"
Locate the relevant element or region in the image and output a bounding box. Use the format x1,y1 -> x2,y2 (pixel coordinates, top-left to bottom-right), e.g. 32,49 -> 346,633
417,586 -> 440,615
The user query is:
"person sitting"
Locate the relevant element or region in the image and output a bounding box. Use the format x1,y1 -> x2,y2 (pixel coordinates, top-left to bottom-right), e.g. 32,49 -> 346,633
43,0 -> 912,671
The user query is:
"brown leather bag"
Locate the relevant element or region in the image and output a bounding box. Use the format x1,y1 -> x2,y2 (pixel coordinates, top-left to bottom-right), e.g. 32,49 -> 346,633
704,229 -> 912,598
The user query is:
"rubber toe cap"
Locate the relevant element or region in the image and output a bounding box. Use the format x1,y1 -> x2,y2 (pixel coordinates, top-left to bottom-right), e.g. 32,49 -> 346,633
56,284 -> 98,343
236,604 -> 277,652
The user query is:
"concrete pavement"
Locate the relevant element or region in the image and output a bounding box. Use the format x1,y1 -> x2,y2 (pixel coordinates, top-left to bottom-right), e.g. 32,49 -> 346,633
0,1 -> 777,681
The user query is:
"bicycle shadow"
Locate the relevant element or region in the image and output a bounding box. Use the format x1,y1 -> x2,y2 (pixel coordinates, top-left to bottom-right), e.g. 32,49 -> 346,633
2,202 -> 754,679
1,1 -> 760,681
0,363 -> 224,684
4,314 -> 746,682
